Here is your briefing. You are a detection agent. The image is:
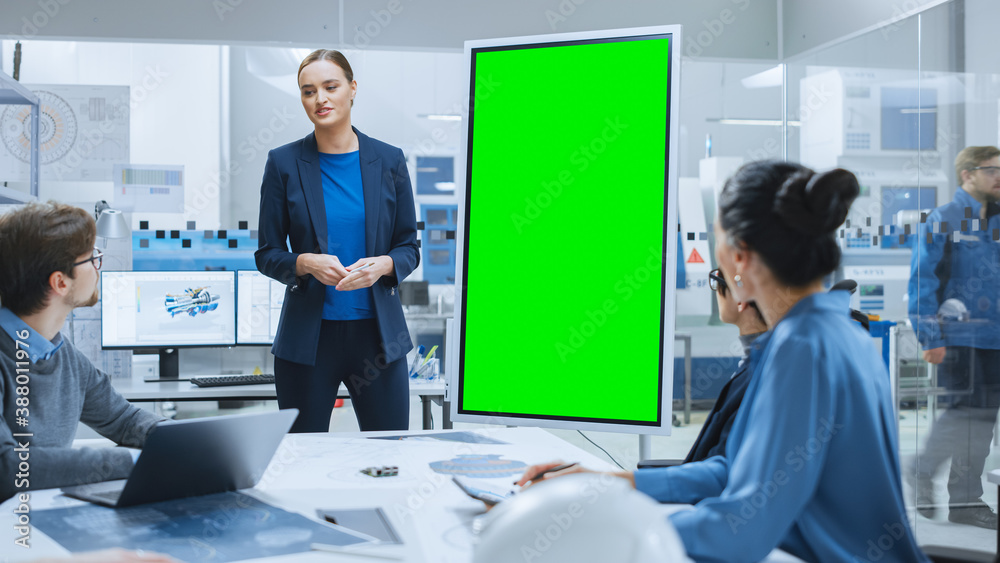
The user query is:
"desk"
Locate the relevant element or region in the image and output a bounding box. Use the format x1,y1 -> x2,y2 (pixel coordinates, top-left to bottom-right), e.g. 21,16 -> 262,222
0,427 -> 802,562
113,378 -> 449,431
404,312 -> 453,322
890,324 -> 951,424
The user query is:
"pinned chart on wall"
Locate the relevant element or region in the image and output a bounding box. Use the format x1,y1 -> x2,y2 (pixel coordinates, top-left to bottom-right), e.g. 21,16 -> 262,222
0,84 -> 129,181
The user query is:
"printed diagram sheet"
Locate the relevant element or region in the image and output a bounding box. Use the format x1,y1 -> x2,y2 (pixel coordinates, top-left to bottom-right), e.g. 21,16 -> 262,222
0,84 -> 129,182
32,492 -> 371,563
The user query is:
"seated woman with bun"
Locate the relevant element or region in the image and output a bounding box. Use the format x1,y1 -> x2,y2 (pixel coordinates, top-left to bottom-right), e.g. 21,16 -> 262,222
519,161 -> 928,562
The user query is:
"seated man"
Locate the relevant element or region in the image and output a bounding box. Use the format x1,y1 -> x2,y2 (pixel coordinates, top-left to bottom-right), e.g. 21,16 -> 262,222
644,274 -> 865,468
0,202 -> 164,503
684,267 -> 767,463
641,267 -> 766,467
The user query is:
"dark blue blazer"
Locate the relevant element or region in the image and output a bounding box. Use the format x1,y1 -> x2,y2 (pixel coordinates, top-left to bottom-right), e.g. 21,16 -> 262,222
684,358 -> 752,463
255,128 -> 419,366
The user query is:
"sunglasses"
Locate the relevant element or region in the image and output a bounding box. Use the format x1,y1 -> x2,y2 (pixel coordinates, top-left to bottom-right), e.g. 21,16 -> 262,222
709,268 -> 727,294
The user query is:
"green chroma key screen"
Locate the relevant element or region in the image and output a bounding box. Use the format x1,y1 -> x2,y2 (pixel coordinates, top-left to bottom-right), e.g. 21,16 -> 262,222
459,35 -> 673,426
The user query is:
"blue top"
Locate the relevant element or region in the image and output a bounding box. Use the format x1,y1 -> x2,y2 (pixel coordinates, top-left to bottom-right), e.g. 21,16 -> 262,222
0,307 -> 62,364
634,292 -> 927,563
319,151 -> 374,321
908,186 -> 1000,350
256,129 -> 420,366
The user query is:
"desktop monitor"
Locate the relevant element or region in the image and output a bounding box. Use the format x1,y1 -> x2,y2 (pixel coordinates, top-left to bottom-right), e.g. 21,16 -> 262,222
452,26 -> 681,435
101,270 -> 237,378
881,87 -> 937,151
235,270 -> 284,345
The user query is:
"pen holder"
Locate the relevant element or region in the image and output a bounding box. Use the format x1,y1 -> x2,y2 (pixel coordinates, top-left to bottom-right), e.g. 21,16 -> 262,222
414,358 -> 439,380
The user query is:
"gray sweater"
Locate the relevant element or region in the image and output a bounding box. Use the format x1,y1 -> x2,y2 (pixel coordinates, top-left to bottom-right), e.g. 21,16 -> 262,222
0,330 -> 163,502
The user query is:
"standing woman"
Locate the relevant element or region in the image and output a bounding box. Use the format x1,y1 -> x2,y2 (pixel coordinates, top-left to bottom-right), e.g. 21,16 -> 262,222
255,49 -> 419,433
520,161 -> 928,562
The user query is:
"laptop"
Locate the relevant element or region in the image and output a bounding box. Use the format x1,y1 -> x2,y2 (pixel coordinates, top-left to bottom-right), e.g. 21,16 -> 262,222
61,409 -> 298,508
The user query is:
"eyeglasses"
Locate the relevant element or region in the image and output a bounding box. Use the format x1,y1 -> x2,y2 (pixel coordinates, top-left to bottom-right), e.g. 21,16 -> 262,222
73,247 -> 103,271
971,166 -> 1000,178
709,268 -> 727,294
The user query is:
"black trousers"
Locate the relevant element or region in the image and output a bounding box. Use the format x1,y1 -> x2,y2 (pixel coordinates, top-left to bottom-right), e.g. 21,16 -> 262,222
916,346 -> 1000,505
274,318 -> 409,433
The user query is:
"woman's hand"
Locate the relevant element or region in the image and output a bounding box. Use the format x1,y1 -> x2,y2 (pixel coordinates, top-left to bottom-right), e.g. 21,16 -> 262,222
337,256 -> 395,291
297,253 -> 350,286
515,461 -> 594,488
514,462 -> 636,490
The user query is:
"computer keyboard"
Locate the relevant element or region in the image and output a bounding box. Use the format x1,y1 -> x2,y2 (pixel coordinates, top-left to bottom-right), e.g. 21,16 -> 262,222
190,374 -> 276,387
90,488 -> 123,502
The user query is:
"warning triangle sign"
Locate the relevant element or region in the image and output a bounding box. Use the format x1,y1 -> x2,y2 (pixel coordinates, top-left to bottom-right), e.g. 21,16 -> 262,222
687,248 -> 705,264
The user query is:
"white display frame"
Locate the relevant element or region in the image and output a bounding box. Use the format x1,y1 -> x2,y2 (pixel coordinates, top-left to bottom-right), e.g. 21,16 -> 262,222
449,25 -> 682,436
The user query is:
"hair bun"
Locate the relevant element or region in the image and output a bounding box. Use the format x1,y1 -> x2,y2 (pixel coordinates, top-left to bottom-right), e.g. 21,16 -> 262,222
774,168 -> 860,236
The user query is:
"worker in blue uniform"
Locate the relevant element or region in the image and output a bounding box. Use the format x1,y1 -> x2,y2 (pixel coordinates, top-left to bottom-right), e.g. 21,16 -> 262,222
520,161 -> 928,562
907,145 -> 1000,530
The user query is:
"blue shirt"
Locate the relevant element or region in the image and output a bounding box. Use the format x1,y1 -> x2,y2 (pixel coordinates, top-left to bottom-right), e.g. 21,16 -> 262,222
635,292 -> 927,563
908,186 -> 1000,350
319,151 -> 374,320
0,307 -> 62,364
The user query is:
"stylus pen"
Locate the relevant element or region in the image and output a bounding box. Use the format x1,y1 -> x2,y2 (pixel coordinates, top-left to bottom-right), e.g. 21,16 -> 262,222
310,543 -> 404,561
354,262 -> 376,272
516,462 -> 579,485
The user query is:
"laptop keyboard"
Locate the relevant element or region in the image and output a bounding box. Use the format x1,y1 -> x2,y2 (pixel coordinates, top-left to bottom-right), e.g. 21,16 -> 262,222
90,489 -> 123,502
190,374 -> 275,387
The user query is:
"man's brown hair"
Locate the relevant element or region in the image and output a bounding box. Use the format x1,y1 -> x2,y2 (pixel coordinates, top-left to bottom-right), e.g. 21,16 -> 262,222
0,202 -> 95,316
955,146 -> 1000,185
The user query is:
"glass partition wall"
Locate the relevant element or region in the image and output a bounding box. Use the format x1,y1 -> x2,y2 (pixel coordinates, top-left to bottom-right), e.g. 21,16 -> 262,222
785,0 -> 1000,551
2,1 -> 997,551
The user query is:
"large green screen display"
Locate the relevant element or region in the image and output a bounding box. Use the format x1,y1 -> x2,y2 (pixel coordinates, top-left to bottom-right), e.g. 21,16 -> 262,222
460,33 -> 674,428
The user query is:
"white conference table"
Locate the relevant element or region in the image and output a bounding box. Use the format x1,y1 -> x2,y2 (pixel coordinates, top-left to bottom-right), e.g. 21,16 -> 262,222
1,427 -> 803,563
113,377 -> 449,430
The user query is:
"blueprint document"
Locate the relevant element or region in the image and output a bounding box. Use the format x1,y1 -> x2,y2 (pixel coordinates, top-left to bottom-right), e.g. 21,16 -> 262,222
32,492 -> 371,562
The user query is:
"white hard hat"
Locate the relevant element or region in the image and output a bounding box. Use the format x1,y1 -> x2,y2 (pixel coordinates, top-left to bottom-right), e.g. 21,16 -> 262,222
472,473 -> 688,563
938,298 -> 970,322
